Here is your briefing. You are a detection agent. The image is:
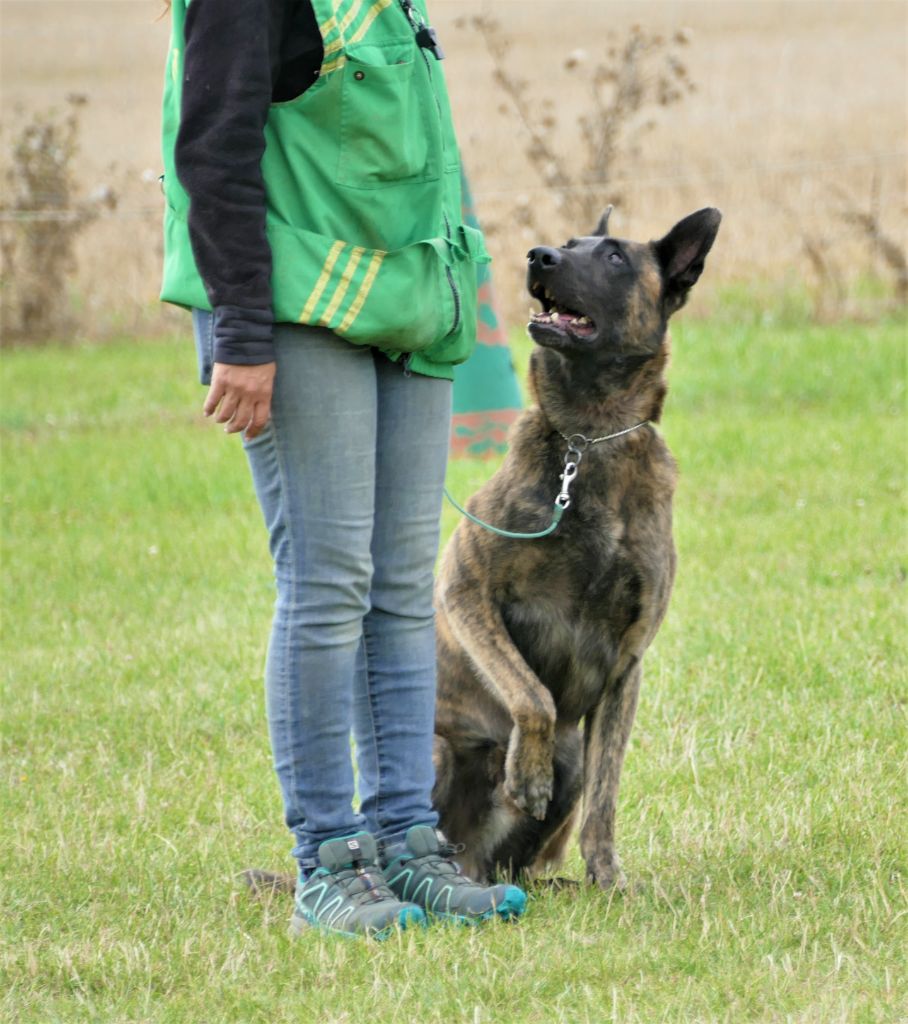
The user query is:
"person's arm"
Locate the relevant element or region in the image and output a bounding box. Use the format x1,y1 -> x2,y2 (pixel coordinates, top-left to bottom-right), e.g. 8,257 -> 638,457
176,0 -> 281,435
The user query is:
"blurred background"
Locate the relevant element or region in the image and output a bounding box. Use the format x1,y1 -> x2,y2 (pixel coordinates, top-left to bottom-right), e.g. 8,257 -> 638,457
1,0 -> 906,344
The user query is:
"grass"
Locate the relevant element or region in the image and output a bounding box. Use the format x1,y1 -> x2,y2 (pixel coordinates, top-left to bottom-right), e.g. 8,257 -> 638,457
1,313 -> 906,1023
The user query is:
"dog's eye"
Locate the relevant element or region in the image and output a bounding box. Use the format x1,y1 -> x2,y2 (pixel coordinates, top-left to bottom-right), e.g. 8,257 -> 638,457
564,239 -> 578,250
608,252 -> 624,265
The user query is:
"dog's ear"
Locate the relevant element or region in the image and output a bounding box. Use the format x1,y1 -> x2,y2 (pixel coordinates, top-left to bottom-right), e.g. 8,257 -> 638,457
591,205 -> 614,237
655,208 -> 722,313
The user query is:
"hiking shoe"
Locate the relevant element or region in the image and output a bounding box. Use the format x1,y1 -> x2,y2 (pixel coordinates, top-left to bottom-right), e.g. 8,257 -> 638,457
382,825 -> 527,924
289,832 -> 426,940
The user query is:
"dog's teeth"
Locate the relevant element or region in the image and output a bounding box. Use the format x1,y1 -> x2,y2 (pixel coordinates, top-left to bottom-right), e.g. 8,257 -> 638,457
577,316 -> 589,324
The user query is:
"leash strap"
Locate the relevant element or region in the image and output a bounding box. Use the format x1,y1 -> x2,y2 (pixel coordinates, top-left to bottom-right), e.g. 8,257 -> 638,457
443,489 -> 565,540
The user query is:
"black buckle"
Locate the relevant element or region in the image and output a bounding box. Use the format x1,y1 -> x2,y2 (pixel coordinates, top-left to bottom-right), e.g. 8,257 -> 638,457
416,25 -> 445,60
398,0 -> 445,60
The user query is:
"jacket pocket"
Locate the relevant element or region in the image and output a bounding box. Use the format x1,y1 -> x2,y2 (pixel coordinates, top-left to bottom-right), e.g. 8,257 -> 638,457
266,220 -> 488,356
336,39 -> 439,189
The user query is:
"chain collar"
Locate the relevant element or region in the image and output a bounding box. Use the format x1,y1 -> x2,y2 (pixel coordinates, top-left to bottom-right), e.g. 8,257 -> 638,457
555,420 -> 649,510
535,393 -> 650,453
557,421 -> 649,450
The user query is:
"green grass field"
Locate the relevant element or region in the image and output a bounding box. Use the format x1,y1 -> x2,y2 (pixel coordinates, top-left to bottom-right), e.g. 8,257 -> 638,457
2,314 -> 906,1023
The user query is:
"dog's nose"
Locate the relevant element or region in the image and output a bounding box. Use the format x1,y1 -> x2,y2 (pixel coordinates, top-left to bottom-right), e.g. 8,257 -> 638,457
527,246 -> 562,269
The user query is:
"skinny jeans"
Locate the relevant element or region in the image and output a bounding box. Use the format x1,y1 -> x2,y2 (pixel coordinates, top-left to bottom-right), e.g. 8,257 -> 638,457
193,312 -> 448,873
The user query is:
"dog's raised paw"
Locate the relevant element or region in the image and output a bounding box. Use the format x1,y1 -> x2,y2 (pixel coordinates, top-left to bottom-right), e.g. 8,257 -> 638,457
504,732 -> 554,820
504,767 -> 553,821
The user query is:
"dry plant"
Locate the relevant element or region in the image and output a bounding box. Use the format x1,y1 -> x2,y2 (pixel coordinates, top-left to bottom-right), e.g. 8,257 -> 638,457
463,15 -> 695,235
801,232 -> 848,323
0,94 -> 116,345
834,176 -> 908,307
788,175 -> 907,322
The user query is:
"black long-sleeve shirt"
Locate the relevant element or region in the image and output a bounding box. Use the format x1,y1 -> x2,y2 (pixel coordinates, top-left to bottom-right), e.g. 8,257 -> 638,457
175,0 -> 322,365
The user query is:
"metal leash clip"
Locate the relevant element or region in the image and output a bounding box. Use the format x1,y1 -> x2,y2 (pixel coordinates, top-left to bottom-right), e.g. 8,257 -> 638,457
556,456 -> 580,509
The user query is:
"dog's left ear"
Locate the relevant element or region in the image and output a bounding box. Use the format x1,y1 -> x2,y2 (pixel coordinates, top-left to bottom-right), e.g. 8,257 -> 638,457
655,208 -> 722,313
591,205 -> 614,237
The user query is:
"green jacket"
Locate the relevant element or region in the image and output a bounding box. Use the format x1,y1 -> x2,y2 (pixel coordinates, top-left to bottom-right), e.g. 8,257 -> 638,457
161,0 -> 488,379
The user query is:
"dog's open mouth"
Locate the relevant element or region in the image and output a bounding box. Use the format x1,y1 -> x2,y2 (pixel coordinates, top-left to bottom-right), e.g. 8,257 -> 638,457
528,282 -> 596,339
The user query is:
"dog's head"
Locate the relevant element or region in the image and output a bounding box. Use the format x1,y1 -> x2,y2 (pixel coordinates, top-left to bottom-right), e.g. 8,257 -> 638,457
526,207 -> 722,359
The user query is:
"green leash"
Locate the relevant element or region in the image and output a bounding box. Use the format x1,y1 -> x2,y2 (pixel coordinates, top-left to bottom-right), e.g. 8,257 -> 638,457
443,489 -> 566,539
442,420 -> 648,541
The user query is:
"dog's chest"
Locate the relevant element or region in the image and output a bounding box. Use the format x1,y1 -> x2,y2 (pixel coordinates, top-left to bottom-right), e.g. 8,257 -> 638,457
499,544 -> 650,722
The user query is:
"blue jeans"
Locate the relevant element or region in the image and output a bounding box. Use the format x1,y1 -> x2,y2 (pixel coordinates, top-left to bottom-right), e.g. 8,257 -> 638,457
193,312 -> 450,874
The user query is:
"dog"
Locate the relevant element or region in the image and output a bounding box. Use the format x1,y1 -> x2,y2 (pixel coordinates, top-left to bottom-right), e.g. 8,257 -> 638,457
431,206 -> 721,890
242,206 -> 720,900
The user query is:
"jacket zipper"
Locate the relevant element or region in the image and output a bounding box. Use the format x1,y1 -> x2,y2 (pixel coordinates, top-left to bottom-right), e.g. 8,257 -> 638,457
442,212 -> 461,338
443,268 -> 461,338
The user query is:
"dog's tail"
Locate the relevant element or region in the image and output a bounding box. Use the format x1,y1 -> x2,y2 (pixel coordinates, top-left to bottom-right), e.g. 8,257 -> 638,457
239,868 -> 296,898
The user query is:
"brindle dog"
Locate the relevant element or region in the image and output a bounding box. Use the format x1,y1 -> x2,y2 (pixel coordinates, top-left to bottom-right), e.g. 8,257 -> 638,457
432,207 -> 721,890
241,206 -> 721,901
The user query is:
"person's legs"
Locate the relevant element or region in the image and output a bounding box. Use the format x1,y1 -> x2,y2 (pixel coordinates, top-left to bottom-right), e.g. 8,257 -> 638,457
351,354 -> 451,847
238,321 -> 380,876
192,312 -> 525,925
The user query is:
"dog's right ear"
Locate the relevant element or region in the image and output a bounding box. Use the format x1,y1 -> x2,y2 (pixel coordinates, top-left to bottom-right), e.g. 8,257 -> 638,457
655,207 -> 722,314
591,205 -> 614,237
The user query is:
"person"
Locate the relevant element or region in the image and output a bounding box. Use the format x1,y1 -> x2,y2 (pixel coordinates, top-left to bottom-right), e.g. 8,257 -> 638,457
160,0 -> 527,939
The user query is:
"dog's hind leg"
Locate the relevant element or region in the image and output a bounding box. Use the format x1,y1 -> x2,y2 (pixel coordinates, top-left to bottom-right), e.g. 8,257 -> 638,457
580,659 -> 643,890
432,739 -> 512,883
432,733 -> 455,811
530,803 -> 580,881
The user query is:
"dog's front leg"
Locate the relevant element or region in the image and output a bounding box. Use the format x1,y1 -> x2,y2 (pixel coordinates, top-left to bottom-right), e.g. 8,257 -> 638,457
579,659 -> 643,889
441,583 -> 557,821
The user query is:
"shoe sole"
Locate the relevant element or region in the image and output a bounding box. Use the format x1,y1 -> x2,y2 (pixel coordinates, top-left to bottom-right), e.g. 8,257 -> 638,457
288,905 -> 426,941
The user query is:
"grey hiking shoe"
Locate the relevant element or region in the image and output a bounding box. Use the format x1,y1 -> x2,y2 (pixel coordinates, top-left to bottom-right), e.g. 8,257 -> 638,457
382,825 -> 527,924
289,832 -> 426,940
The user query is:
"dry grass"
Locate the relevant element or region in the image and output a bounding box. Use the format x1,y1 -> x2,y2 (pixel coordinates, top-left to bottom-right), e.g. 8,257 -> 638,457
0,0 -> 906,336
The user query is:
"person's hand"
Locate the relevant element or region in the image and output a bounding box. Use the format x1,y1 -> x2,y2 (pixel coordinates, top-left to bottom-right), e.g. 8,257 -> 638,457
203,361 -> 276,439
